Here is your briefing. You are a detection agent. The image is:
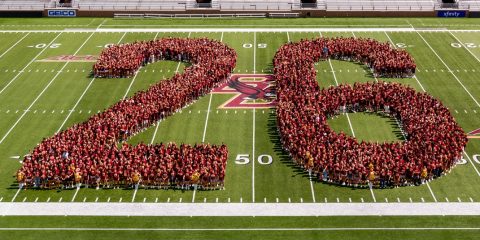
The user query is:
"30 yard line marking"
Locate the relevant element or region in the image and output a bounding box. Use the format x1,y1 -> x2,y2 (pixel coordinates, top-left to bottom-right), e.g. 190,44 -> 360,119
0,32 -> 62,96
0,32 -> 95,145
0,32 -> 30,58
416,31 -> 480,108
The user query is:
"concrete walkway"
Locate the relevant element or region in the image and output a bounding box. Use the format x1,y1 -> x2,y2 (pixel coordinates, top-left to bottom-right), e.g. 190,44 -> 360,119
0,203 -> 479,216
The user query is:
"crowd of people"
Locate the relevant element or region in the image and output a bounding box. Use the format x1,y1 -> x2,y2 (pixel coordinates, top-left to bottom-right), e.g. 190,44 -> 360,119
17,38 -> 237,190
293,37 -> 416,78
274,38 -> 467,188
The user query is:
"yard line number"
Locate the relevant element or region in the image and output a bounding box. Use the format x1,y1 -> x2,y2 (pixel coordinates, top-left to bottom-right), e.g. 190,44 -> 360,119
456,154 -> 480,165
31,43 -> 61,49
235,154 -> 273,165
451,42 -> 478,48
243,43 -> 267,48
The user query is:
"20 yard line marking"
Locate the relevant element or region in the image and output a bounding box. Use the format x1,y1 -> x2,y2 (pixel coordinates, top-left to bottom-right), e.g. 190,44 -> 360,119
416,31 -> 480,108
1,32 -> 95,150
0,32 -> 62,96
0,32 -> 30,58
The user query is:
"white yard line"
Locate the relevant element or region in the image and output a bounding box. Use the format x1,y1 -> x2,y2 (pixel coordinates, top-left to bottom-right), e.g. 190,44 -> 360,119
426,182 -> 438,202
1,202 -> 480,216
448,31 -> 480,64
0,32 -> 95,145
252,31 -> 257,203
416,31 -> 480,108
150,32 -> 192,144
0,32 -> 62,96
384,31 -> 426,92
464,151 -> 480,177
308,171 -> 316,203
58,32 -> 126,134
321,31 -> 372,201
71,187 -> 81,202
10,187 -> 22,202
0,32 -> 30,58
0,227 -> 479,231
286,31 -> 290,42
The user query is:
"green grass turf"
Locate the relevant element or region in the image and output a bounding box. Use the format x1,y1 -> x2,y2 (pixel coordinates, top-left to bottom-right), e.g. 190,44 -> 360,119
0,216 -> 479,240
0,28 -> 478,205
0,20 -> 477,209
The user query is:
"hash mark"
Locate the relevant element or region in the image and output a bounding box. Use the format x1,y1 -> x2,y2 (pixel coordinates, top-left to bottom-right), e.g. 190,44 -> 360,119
421,197 -> 425,202
445,197 -> 449,202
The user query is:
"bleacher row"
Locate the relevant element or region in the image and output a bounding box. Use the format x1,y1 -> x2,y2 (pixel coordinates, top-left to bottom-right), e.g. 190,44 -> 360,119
1,0 -> 479,12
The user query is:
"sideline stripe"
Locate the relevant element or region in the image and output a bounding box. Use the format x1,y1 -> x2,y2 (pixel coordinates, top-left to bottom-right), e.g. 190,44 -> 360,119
1,203 -> 480,216
0,227 -> 478,231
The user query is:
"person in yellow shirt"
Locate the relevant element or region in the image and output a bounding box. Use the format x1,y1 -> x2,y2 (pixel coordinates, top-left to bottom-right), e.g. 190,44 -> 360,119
16,170 -> 25,189
368,170 -> 375,189
421,167 -> 428,184
74,171 -> 82,189
132,171 -> 141,189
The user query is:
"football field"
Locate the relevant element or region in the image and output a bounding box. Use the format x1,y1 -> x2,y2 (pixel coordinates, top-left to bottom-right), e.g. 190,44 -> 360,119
0,18 -> 479,239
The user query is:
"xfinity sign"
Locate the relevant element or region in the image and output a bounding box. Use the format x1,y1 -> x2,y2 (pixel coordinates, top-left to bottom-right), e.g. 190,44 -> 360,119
47,9 -> 76,17
437,10 -> 466,18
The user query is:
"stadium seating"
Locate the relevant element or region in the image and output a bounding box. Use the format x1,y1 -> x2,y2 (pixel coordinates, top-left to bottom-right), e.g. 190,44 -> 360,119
325,0 -> 436,11
0,0 -> 49,10
459,0 -> 480,10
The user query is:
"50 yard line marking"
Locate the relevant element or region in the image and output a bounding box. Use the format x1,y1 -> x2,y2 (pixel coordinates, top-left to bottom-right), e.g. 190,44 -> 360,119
0,32 -> 62,96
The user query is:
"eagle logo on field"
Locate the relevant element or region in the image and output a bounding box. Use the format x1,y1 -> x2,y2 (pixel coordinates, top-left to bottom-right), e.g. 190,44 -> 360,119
212,74 -> 276,109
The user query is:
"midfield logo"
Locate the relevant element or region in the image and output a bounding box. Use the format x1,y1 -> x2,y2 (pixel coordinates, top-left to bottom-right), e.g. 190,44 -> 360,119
212,74 -> 275,109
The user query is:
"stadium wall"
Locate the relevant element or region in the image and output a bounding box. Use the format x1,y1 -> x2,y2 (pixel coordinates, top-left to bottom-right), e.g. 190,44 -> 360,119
41,9 -> 438,18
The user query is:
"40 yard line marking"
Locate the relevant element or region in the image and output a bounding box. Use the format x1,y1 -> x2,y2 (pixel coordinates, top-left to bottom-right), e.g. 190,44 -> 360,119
193,32 -> 223,204
0,32 -> 62,96
321,31 -> 374,202
0,32 -> 30,58
1,32 -> 95,148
